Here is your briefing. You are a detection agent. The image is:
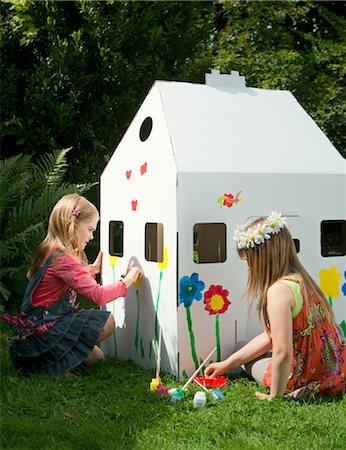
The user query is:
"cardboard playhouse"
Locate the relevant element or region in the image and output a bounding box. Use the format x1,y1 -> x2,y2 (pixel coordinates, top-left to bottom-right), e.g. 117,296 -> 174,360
100,70 -> 346,379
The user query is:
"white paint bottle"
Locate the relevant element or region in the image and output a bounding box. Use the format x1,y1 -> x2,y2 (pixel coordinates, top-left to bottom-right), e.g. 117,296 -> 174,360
193,391 -> 207,408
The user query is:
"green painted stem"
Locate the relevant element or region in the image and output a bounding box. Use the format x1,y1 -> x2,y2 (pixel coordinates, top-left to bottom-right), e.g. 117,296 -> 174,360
111,267 -> 117,356
216,314 -> 221,362
329,296 -> 333,309
140,338 -> 145,358
134,289 -> 140,354
186,306 -> 199,370
154,271 -> 163,346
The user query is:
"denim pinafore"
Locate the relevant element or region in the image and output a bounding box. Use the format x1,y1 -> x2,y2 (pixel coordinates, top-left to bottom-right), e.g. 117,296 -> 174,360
9,253 -> 110,376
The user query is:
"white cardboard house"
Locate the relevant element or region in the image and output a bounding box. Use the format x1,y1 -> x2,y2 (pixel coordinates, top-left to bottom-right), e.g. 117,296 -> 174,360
100,70 -> 346,379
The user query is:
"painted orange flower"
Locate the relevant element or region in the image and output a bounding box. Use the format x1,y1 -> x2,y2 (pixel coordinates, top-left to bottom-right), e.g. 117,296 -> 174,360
203,285 -> 231,315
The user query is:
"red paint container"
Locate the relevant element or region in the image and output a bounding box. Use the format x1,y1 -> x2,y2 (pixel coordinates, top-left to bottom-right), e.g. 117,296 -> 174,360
193,376 -> 228,388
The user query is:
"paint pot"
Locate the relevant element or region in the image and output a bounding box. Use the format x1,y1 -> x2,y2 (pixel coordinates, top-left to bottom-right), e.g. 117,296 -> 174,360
169,388 -> 184,403
194,376 -> 228,389
150,377 -> 160,391
193,391 -> 207,408
211,389 -> 225,399
156,384 -> 169,396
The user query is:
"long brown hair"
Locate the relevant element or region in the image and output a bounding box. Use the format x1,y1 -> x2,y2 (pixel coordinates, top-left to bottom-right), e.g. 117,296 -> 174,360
27,194 -> 99,279
238,216 -> 334,327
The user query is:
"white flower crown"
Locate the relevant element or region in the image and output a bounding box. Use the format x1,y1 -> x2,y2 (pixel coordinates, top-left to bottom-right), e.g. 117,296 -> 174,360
233,211 -> 287,250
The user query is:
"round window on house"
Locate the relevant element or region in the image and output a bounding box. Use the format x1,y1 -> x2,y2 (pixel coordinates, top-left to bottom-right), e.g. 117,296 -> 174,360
139,117 -> 153,142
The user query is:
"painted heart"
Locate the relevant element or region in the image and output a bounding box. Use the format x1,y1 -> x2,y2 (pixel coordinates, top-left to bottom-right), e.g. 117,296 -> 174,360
131,200 -> 138,211
140,162 -> 147,175
126,170 -> 132,179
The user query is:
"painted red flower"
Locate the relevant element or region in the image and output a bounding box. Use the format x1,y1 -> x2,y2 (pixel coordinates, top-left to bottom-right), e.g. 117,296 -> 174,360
203,285 -> 231,315
140,162 -> 147,175
223,193 -> 234,208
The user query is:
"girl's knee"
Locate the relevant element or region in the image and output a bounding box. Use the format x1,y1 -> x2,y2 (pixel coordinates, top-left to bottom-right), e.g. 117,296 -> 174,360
84,345 -> 105,365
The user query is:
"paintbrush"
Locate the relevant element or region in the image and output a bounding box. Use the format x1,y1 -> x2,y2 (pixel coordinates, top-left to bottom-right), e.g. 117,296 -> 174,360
181,346 -> 217,391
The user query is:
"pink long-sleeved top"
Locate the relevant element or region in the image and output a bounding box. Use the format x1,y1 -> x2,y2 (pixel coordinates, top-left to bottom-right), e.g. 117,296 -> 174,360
32,252 -> 127,308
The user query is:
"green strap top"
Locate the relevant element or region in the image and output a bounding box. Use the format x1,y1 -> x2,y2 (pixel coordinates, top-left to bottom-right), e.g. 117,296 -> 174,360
279,276 -> 303,319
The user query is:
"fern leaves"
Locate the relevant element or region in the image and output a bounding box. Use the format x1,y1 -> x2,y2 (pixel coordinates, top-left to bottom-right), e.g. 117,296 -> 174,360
0,148 -> 96,303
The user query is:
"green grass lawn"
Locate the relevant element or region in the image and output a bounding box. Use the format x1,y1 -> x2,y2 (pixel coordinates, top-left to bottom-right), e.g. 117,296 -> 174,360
1,328 -> 345,450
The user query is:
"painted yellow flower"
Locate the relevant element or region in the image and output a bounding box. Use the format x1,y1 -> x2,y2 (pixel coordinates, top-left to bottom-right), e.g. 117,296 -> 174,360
109,256 -> 118,268
157,246 -> 168,271
133,276 -> 142,289
318,266 -> 341,299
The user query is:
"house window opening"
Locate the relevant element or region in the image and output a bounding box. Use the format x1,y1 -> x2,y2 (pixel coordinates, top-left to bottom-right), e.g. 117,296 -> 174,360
193,223 -> 226,264
145,222 -> 164,262
109,221 -> 124,257
139,117 -> 153,142
321,220 -> 346,257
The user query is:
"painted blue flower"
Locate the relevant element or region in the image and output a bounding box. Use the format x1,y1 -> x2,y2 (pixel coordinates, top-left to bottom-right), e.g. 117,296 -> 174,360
179,273 -> 205,308
342,270 -> 346,296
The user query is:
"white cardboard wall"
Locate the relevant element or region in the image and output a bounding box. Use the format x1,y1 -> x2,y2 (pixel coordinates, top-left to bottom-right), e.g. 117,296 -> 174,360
100,75 -> 346,379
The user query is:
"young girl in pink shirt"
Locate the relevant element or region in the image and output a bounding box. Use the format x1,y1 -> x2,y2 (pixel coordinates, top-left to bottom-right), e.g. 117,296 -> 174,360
9,193 -> 142,376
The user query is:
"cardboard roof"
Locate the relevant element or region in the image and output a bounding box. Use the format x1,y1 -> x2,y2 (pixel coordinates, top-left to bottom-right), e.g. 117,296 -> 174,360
150,74 -> 345,175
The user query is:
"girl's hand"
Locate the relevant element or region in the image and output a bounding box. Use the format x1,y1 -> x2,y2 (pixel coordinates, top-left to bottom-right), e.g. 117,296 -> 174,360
255,391 -> 272,401
92,251 -> 103,275
122,266 -> 142,287
204,361 -> 227,378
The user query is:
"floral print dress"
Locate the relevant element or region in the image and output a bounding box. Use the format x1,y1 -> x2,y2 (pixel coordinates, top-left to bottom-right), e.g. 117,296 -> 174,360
263,276 -> 346,398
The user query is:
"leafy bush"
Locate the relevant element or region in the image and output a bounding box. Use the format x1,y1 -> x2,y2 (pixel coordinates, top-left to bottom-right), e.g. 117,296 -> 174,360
0,148 -> 96,309
0,0 -> 215,181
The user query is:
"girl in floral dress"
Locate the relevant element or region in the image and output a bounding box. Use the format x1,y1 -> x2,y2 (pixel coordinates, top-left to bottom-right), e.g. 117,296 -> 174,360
8,194 -> 142,376
205,212 -> 346,399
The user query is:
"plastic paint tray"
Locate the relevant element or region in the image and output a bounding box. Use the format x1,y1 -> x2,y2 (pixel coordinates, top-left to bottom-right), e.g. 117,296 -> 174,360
193,376 -> 228,388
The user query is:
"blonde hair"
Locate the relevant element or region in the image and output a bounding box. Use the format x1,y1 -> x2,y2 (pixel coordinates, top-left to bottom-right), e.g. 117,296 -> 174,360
238,216 -> 334,327
27,194 -> 99,279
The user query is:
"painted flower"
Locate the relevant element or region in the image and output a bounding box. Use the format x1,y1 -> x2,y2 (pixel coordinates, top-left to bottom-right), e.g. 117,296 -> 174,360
203,285 -> 231,315
217,191 -> 242,208
223,193 -> 234,208
318,266 -> 341,299
158,246 -> 168,271
179,273 -> 205,308
342,270 -> 346,296
133,276 -> 142,289
109,256 -> 118,268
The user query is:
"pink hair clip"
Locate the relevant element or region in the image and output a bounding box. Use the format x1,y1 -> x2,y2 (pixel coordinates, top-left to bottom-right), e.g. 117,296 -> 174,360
72,208 -> 80,217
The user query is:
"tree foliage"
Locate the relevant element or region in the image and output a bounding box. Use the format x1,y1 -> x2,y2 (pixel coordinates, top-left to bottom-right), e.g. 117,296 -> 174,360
209,0 -> 346,156
0,148 -> 95,306
1,0 -> 344,179
0,1 -> 345,308
0,0 -> 215,180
